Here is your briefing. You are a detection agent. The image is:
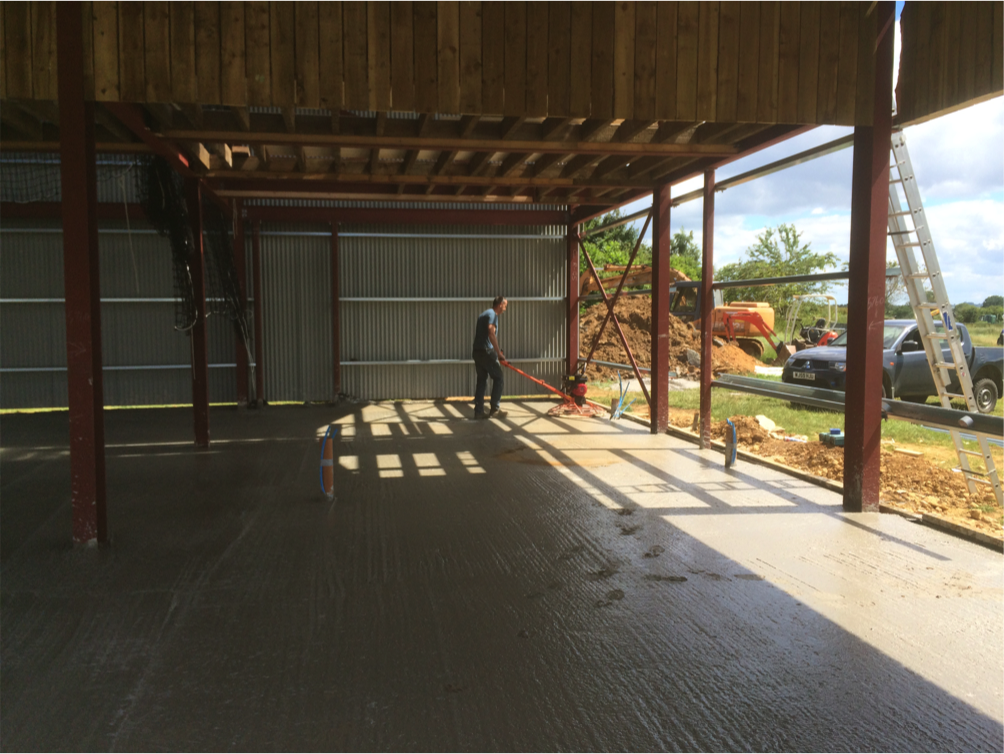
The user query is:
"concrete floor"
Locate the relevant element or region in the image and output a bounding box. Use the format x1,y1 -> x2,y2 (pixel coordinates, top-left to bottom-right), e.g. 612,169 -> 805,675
2,400 -> 1002,751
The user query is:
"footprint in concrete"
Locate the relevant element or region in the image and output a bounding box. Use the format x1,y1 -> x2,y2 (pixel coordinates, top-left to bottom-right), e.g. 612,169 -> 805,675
615,508 -> 634,517
558,545 -> 585,561
734,574 -> 764,581
596,589 -> 624,608
643,545 -> 665,559
546,580 -> 563,591
703,572 -> 724,581
644,574 -> 688,583
517,629 -> 530,639
524,591 -> 545,600
619,524 -> 641,536
444,682 -> 466,693
587,565 -> 619,581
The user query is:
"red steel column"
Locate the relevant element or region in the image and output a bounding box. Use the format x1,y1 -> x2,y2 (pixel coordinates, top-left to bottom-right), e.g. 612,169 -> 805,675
567,221 -> 579,376
844,1 -> 895,513
699,170 -> 716,449
233,200 -> 249,407
650,184 -> 671,434
58,2 -> 107,545
252,220 -> 266,404
185,179 -> 210,446
331,222 -> 341,397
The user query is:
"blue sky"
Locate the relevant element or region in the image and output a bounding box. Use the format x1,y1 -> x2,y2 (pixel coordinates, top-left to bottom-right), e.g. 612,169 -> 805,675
623,9 -> 1004,307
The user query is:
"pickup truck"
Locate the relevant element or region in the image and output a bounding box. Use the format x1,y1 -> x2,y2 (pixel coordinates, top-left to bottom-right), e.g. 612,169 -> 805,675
780,319 -> 1004,413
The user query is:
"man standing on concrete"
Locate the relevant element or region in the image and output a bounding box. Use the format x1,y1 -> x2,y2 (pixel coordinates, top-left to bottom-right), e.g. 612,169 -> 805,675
472,295 -> 508,419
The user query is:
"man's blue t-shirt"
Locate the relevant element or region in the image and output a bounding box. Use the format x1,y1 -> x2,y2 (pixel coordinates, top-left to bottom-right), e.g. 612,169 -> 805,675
473,308 -> 499,352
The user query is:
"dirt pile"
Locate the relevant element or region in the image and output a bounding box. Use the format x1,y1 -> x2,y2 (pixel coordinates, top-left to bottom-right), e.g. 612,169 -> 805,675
578,295 -> 759,381
669,413 -> 1003,539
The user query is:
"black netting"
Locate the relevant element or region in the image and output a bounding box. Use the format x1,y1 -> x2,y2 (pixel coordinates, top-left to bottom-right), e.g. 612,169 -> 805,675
0,152 -> 146,204
138,156 -> 198,332
202,198 -> 252,362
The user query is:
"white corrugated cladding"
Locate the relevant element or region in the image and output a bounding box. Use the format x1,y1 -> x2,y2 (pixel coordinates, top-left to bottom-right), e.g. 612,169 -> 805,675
255,211 -> 568,402
0,218 -> 239,409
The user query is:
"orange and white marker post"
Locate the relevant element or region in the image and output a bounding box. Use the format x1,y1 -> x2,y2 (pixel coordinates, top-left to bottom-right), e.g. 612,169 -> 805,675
319,425 -> 336,500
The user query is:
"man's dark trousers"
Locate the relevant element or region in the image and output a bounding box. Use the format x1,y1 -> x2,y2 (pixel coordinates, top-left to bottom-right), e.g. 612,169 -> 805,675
473,349 -> 504,415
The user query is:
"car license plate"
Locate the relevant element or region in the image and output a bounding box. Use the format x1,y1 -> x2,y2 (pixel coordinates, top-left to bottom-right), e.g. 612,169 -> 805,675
793,372 -> 815,381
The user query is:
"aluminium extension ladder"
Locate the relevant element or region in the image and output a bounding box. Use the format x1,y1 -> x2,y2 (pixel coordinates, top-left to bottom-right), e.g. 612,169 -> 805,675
887,129 -> 1002,506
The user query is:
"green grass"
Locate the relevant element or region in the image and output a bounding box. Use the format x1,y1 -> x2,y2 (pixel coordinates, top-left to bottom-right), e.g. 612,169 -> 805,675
590,376 -> 1003,470
965,321 -> 1004,347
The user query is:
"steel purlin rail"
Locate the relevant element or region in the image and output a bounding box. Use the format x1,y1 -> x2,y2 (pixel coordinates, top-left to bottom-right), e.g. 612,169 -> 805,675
577,213 -> 654,405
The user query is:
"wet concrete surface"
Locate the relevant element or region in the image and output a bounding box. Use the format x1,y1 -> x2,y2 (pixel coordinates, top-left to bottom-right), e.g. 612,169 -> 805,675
2,400 -> 1002,751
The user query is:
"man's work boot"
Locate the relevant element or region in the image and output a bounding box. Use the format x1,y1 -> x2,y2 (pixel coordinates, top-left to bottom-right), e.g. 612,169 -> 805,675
489,407 -> 508,419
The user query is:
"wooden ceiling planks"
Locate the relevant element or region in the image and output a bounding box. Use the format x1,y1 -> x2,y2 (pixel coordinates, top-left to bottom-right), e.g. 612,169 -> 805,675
3,1 -> 1001,150
897,1 -> 1003,125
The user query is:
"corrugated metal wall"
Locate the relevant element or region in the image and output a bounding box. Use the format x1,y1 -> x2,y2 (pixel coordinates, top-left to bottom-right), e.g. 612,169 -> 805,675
257,219 -> 567,402
0,219 -> 238,409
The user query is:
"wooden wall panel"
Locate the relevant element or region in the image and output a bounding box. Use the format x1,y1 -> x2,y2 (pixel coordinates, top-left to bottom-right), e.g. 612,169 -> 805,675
568,2 -> 591,117
715,1 -> 739,123
295,2 -> 320,108
437,0 -> 460,113
756,1 -> 779,123
502,1 -> 526,116
82,2 -> 95,99
796,1 -> 819,124
547,1 -> 570,116
695,1 -> 719,121
170,2 -> 196,103
654,2 -> 678,121
525,1 -> 548,116
92,1 -> 120,101
675,1 -> 698,120
342,2 -> 367,109
735,1 -> 758,122
853,0 -> 874,127
973,1 -> 994,96
117,2 -> 144,102
30,1 -> 56,99
391,2 -> 416,112
926,3 -> 947,120
4,2 -> 32,98
993,2 -> 1003,94
834,1 -> 858,126
270,2 -> 295,112
0,4 -> 6,99
815,1 -> 839,123
144,2 -> 171,102
413,1 -> 437,113
612,0 -> 635,118
633,2 -> 657,120
220,1 -> 246,105
459,0 -> 483,114
776,1 -> 799,123
941,2 -> 961,110
590,1 -> 614,119
318,2 -> 342,110
195,2 -> 221,105
245,2 -> 271,106
368,1 -> 390,110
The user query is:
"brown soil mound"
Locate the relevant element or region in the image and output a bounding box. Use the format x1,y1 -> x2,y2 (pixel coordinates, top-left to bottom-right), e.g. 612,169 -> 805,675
666,412 -> 1003,539
579,295 -> 759,382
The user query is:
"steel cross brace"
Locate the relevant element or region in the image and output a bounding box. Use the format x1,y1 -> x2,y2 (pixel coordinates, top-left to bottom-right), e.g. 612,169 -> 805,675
577,211 -> 654,405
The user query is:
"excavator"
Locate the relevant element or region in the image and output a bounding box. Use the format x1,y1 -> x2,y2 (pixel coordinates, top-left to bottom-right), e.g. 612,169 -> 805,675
579,264 -> 691,297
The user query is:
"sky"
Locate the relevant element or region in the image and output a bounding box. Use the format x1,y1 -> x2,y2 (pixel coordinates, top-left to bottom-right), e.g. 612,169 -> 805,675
624,6 -> 1004,307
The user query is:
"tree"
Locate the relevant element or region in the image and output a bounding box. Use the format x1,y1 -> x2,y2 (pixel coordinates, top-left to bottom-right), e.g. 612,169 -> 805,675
671,229 -> 702,281
579,209 -> 651,271
715,224 -> 840,321
886,260 -> 907,305
982,295 -> 1004,308
954,302 -> 980,323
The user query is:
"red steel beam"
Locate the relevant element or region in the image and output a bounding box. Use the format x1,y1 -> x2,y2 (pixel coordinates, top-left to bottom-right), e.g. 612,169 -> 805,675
244,206 -> 568,226
331,224 -> 341,397
578,229 -> 651,406
650,184 -> 671,434
185,178 -> 210,446
843,1 -> 896,513
566,223 -> 579,376
699,170 -> 716,449
57,2 -> 107,545
233,200 -> 249,407
579,213 -> 653,378
252,220 -> 265,404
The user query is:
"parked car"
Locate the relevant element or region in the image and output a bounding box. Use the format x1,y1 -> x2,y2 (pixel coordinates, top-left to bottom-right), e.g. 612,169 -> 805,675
780,319 -> 1004,413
